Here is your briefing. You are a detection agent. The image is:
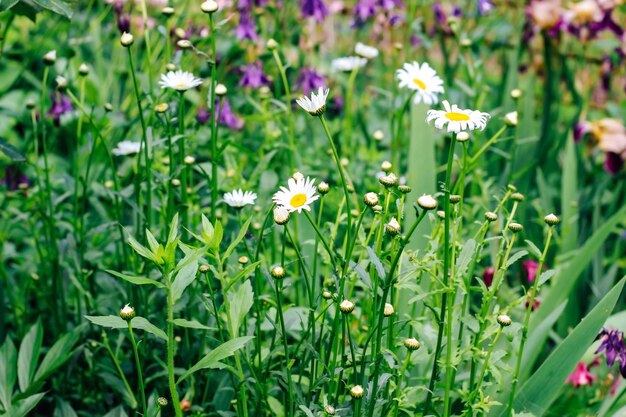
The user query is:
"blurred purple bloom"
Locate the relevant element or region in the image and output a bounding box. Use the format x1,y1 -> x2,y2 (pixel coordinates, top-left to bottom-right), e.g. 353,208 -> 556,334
477,0 -> 494,15
588,10 -> 624,38
117,13 -> 131,33
295,67 -> 326,96
604,152 -> 623,175
215,99 -> 244,130
2,166 -> 30,191
300,0 -> 328,22
239,63 -> 271,88
235,11 -> 258,40
326,95 -> 344,118
573,121 -> 590,143
596,328 -> 626,369
379,0 -> 403,10
47,92 -> 73,126
354,0 -> 377,20
196,108 -> 210,125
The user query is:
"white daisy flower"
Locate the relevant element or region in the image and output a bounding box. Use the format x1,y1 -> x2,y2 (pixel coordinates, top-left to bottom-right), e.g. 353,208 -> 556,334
331,56 -> 367,72
159,70 -> 203,91
355,42 -> 379,59
396,61 -> 445,105
112,140 -> 142,156
426,100 -> 490,133
272,176 -> 320,213
296,87 -> 329,116
223,189 -> 257,208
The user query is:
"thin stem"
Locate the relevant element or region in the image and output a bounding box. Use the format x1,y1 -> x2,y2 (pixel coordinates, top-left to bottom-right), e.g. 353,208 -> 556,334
127,320 -> 147,416
166,282 -> 183,417
102,332 -> 138,410
271,49 -> 297,169
208,14 -> 219,223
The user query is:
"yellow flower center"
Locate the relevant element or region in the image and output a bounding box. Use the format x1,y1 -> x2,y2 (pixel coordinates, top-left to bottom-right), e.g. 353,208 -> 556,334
176,82 -> 187,88
412,78 -> 427,89
445,112 -> 470,121
290,193 -> 307,208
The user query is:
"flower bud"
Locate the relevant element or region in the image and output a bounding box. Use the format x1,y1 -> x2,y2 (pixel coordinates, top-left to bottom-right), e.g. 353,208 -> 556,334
339,299 -> 355,314
180,399 -> 191,411
449,194 -> 461,204
201,0 -> 219,13
373,130 -> 384,141
322,290 -> 333,300
177,39 -> 192,49
436,210 -> 445,220
379,173 -> 398,187
544,213 -> 560,226
508,222 -> 523,233
155,103 -> 169,113
317,181 -> 329,195
485,211 -> 498,222
417,194 -> 438,210
26,99 -> 36,109
511,192 -> 524,202
184,155 -> 195,165
166,63 -> 177,71
43,50 -> 57,65
510,88 -> 522,99
349,385 -> 364,399
199,264 -> 210,273
456,131 -> 470,142
162,6 -> 175,16
385,217 -> 401,235
398,185 -> 411,194
55,76 -> 67,91
403,337 -> 421,350
78,63 -> 89,76
104,103 -> 113,112
171,178 -> 181,187
266,38 -> 278,50
364,192 -> 379,207
238,256 -> 249,264
270,265 -> 285,279
120,304 -> 135,321
120,32 -> 134,47
324,404 -> 336,415
372,204 -> 383,213
292,171 -> 304,181
497,314 -> 512,327
504,111 -> 518,127
383,303 -> 394,317
157,397 -> 168,407
380,160 -> 392,172
273,206 -> 290,225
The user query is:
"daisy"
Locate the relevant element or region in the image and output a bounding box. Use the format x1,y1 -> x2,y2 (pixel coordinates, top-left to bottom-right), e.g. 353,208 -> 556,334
331,56 -> 367,72
296,87 -> 329,116
112,140 -> 141,156
273,176 -> 320,213
426,100 -> 490,133
159,70 -> 203,91
223,189 -> 257,208
355,42 -> 379,59
396,61 -> 445,105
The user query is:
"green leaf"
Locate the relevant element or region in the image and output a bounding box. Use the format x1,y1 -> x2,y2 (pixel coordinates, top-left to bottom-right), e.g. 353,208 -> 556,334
524,240 -> 542,259
224,217 -> 252,259
0,138 -> 26,162
505,250 -> 528,269
126,233 -> 158,263
504,276 -> 626,416
171,318 -> 214,331
85,316 -> 167,341
9,392 -> 46,417
171,259 -> 198,302
366,246 -> 386,282
18,320 -> 43,392
54,398 -> 78,417
224,261 -> 261,293
177,336 -> 254,383
167,213 -> 180,246
298,405 -> 316,417
560,137 -> 578,254
105,270 -> 166,289
267,396 -> 285,417
228,280 -> 254,336
210,221 -> 224,252
456,239 -> 477,277
0,338 -> 17,410
33,326 -> 81,383
145,229 -> 160,254
31,0 -> 72,18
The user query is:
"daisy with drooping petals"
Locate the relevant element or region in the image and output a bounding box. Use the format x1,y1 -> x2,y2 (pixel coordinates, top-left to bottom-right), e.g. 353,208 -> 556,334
273,176 -> 320,213
396,61 -> 445,105
112,140 -> 142,156
296,87 -> 330,116
223,189 -> 257,208
426,100 -> 490,133
355,42 -> 379,59
159,70 -> 203,91
331,56 -> 367,72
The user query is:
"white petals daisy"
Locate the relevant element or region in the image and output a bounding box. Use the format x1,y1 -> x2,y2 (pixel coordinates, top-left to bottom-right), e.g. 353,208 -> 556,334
296,87 -> 329,116
396,61 -> 445,105
112,140 -> 142,156
331,56 -> 367,72
426,100 -> 490,133
355,42 -> 379,59
273,176 -> 320,213
159,70 -> 203,91
223,189 -> 257,208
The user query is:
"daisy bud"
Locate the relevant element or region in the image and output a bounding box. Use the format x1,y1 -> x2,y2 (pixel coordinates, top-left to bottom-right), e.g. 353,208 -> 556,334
120,304 -> 135,321
166,63 -> 177,71
507,184 -> 517,192
497,314 -> 512,327
349,385 -> 364,399
317,181 -> 330,195
508,222 -> 523,233
460,38 -> 472,47
544,213 -> 559,226
238,256 -> 249,264
199,265 -> 209,273
270,265 -> 285,279
177,39 -> 192,49
373,130 -> 385,141
436,210 -> 445,220
383,303 -> 394,317
385,217 -> 401,235
379,173 -> 398,187
171,178 -> 181,187
43,50 -> 57,65
252,222 -> 262,230
449,194 -> 461,204
174,28 -> 187,38
266,38 -> 278,51
104,103 -> 113,112
510,89 -> 522,99
157,397 -> 168,407
372,205 -> 383,213
398,185 -> 412,194
380,160 -> 392,172
155,103 -> 169,113
364,192 -> 379,207
339,299 -> 355,314
417,194 -> 438,210
184,155 -> 195,165
175,335 -> 182,343
26,99 -> 36,109
350,209 -> 360,217
511,192 -> 525,202
485,211 -> 498,222
322,290 -> 333,300
78,63 -> 90,76
341,158 -> 349,167
403,337 -> 421,351
504,111 -> 518,127
324,404 -> 336,415
456,131 -> 470,142
292,171 -> 304,181
259,85 -> 271,97
120,32 -> 134,47
215,84 -> 227,96
104,180 -> 114,188
162,6 -> 175,16
201,0 -> 219,13
273,206 -> 290,225
55,76 -> 67,90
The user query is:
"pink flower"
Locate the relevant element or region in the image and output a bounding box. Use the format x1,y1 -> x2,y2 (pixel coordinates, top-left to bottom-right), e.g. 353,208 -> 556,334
566,362 -> 596,388
482,267 -> 495,287
522,260 -> 545,283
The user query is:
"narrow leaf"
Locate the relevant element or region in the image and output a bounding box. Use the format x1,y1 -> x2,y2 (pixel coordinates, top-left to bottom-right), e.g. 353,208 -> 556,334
18,320 -> 43,392
224,217 -> 252,259
105,270 -> 166,289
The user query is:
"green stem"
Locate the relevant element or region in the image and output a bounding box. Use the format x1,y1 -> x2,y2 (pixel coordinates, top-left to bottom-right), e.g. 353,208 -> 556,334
127,320 -> 147,416
208,14 -> 219,223
166,283 -> 183,417
102,332 -> 138,409
272,49 -> 297,169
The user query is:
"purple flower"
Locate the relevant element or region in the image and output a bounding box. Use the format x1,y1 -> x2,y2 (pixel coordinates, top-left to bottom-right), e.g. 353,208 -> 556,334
482,266 -> 494,287
239,63 -> 270,89
196,108 -> 210,125
379,0 -> 402,10
47,92 -> 73,126
354,0 -> 377,21
2,166 -> 30,191
604,151 -> 624,175
300,0 -> 328,22
215,99 -> 244,130
295,67 -> 326,96
595,328 -> 626,371
235,11 -> 258,41
117,13 -> 131,34
573,121 -> 590,143
588,10 -> 624,38
478,0 -> 494,15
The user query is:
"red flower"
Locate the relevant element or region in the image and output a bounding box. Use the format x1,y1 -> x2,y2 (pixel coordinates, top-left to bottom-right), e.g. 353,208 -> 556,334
522,260 -> 546,283
482,267 -> 495,287
566,362 -> 596,388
